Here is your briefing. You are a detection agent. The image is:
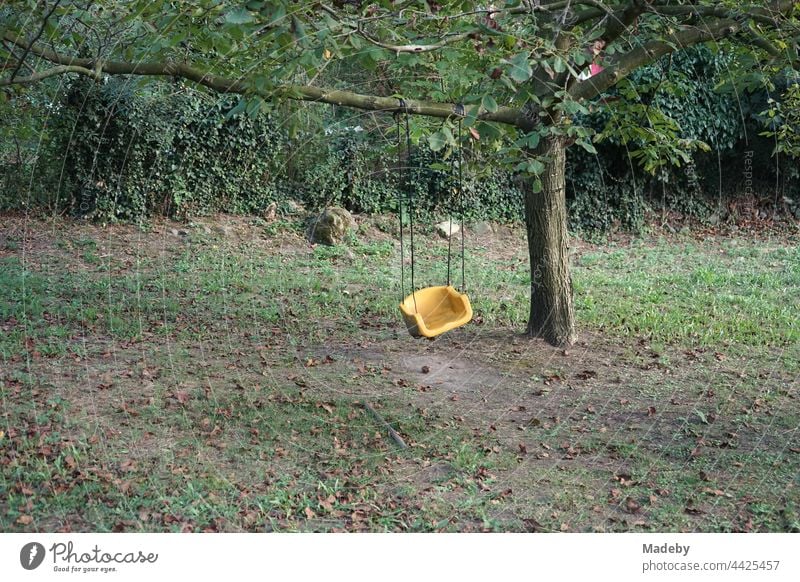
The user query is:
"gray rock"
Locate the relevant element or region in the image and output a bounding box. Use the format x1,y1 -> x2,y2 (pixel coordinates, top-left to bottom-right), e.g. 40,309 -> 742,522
436,219 -> 461,238
471,221 -> 494,236
307,207 -> 356,245
263,202 -> 277,221
284,200 -> 305,215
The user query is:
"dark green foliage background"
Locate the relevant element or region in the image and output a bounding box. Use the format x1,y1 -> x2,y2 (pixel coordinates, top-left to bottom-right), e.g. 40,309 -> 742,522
1,47 -> 797,230
566,46 -> 798,233
49,80 -> 289,221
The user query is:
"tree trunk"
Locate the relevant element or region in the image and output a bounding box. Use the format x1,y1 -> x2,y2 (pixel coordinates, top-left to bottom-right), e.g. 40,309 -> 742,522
523,135 -> 577,346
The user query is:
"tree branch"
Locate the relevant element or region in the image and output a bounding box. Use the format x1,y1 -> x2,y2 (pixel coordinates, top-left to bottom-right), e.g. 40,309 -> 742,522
357,23 -> 471,54
648,0 -> 796,27
571,0 -> 798,102
744,24 -> 784,58
569,18 -> 740,102
600,1 -> 648,46
2,32 -> 531,128
0,64 -> 102,86
8,0 -> 63,82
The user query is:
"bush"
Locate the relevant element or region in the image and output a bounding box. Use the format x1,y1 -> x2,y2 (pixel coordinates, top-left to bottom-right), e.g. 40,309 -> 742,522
50,78 -> 290,221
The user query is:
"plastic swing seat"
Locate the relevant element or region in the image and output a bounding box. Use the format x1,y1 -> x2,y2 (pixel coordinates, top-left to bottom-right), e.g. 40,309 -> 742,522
394,107 -> 472,339
399,285 -> 473,338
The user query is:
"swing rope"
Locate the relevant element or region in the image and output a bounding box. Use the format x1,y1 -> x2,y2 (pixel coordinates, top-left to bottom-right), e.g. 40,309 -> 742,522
397,100 -> 467,310
458,115 -> 466,293
446,148 -> 455,288
445,113 -> 466,292
396,99 -> 417,312
395,104 -> 405,303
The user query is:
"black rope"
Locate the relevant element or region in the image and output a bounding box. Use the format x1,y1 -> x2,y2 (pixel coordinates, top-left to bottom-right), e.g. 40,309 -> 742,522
395,101 -> 406,303
404,109 -> 418,313
458,116 -> 466,292
446,151 -> 455,287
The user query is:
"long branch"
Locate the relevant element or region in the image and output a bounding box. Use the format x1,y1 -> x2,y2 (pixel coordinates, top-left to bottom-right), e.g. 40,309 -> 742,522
570,19 -> 738,101
357,22 -> 472,54
0,64 -> 101,86
569,0 -> 797,104
1,32 -> 530,128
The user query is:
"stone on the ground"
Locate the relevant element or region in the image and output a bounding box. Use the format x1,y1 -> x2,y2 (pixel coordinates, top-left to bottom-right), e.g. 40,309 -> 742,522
263,201 -> 277,221
471,221 -> 494,236
436,219 -> 460,238
307,207 -> 356,245
284,200 -> 305,215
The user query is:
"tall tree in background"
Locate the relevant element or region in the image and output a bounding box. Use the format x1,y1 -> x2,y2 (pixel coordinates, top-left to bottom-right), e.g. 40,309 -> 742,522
2,1 -> 798,345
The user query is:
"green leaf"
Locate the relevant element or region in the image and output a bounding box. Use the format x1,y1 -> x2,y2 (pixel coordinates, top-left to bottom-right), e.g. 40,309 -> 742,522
428,130 -> 447,152
464,105 -> 479,127
441,126 -> 454,146
292,16 -> 307,41
482,95 -> 499,113
693,409 -> 709,424
225,7 -> 255,24
528,159 -> 545,174
224,98 -> 248,120
245,98 -> 262,118
267,5 -> 287,26
507,53 -> 533,83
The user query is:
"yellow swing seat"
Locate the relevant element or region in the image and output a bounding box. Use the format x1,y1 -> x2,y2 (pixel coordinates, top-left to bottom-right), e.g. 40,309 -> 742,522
399,285 -> 473,338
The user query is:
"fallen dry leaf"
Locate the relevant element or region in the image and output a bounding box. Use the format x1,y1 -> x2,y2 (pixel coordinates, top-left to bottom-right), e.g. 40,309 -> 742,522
701,487 -> 732,498
317,402 -> 334,414
120,459 -> 137,472
624,497 -> 642,514
522,518 -> 545,532
174,390 -> 191,404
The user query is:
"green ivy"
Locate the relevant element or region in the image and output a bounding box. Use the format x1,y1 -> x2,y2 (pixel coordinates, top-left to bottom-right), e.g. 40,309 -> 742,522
50,78 -> 290,222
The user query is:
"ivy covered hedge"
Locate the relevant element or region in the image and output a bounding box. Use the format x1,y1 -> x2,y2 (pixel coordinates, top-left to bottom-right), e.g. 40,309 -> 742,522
48,80 -> 290,221
27,78 -> 522,224
566,46 -> 799,233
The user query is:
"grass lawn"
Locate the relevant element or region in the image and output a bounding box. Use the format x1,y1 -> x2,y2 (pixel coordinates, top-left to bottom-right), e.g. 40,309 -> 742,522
1,213 -> 798,532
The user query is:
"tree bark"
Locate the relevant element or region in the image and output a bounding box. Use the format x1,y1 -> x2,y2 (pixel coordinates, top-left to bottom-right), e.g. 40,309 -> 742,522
524,135 -> 576,347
